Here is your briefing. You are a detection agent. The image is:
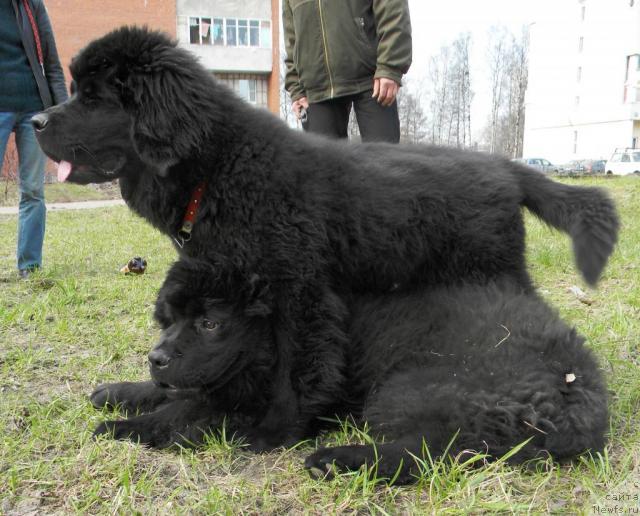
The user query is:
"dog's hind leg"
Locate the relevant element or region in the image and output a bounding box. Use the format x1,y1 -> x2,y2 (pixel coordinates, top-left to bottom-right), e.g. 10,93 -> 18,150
90,380 -> 169,414
304,437 -> 429,485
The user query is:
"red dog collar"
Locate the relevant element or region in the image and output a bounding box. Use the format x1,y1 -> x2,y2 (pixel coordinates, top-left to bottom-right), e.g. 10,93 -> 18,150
175,182 -> 206,248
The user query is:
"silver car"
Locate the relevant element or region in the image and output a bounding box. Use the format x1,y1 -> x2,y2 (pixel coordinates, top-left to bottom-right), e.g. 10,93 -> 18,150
512,158 -> 559,174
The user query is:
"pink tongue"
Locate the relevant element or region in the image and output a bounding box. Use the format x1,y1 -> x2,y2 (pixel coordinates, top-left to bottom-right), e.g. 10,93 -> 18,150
57,161 -> 72,182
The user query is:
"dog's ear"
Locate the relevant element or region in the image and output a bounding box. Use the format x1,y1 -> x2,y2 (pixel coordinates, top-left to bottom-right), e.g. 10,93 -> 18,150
154,292 -> 173,329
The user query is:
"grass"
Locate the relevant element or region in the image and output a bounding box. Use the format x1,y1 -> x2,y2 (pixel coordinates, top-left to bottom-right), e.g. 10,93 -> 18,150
0,176 -> 639,514
0,179 -> 120,207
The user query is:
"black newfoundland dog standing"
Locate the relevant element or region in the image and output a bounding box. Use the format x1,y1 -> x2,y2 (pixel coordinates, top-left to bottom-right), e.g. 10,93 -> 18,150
92,261 -> 608,484
34,27 -> 618,449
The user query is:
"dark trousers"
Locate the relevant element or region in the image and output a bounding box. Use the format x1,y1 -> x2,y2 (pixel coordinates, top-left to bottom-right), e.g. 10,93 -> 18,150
303,90 -> 400,143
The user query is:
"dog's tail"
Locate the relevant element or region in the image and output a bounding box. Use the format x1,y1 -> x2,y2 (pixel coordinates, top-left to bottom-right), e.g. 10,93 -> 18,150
515,165 -> 619,286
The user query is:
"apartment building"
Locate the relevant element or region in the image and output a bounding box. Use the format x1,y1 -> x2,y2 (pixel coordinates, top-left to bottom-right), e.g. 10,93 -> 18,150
176,0 -> 280,113
523,0 -> 640,163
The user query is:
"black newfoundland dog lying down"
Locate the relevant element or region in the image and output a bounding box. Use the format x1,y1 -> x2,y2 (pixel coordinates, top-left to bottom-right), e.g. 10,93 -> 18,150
92,261 -> 608,484
36,26 -> 617,449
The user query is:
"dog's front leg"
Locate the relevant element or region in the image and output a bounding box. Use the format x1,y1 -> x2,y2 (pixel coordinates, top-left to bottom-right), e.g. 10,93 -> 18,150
93,398 -> 222,448
246,286 -> 349,452
90,380 -> 169,414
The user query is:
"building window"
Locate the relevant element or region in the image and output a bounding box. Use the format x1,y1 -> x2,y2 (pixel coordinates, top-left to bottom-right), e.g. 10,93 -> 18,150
578,37 -> 584,52
577,66 -> 582,82
189,17 -> 213,45
250,20 -> 260,47
573,131 -> 578,154
581,6 -> 586,20
260,21 -> 271,48
215,73 -> 268,107
238,19 -> 248,46
575,96 -> 580,106
238,79 -> 257,103
213,18 -> 224,45
189,16 -> 272,48
201,17 -> 212,45
189,17 -> 200,44
226,18 -> 237,46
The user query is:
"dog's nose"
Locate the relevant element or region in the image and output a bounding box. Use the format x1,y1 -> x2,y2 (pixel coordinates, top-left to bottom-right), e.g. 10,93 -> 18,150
31,113 -> 49,131
148,349 -> 171,368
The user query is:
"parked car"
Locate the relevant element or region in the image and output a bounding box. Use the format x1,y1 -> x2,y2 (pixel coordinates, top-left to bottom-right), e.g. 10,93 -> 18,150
511,158 -> 559,174
604,148 -> 640,175
557,160 -> 584,176
584,159 -> 606,174
562,159 -> 607,175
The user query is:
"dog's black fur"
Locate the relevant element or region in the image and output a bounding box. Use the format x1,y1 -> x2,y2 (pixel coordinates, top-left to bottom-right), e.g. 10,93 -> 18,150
37,26 -> 618,448
92,261 -> 608,484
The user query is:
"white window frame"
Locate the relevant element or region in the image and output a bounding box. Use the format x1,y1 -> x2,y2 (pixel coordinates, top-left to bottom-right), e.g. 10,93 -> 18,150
189,16 -> 213,45
188,16 -> 272,48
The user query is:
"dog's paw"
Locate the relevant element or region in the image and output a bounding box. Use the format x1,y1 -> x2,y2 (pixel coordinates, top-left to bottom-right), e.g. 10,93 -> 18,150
89,384 -> 114,409
304,447 -> 351,480
304,445 -> 376,480
90,381 -> 167,414
90,382 -> 135,411
244,428 -> 302,453
92,419 -> 155,446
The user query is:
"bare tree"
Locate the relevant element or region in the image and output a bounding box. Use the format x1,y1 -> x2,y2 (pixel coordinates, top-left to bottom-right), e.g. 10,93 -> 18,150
487,26 -> 509,154
423,33 -> 473,148
483,26 -> 529,157
279,50 -> 299,128
397,81 -> 427,144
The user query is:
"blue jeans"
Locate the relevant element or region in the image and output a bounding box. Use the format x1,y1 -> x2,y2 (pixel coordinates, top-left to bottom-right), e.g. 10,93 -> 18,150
0,112 -> 47,270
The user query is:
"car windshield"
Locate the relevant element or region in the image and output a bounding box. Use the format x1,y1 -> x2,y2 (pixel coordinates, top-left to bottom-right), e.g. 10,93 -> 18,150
633,152 -> 640,162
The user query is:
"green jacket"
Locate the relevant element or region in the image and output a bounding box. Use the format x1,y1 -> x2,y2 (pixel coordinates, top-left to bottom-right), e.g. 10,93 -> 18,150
283,0 -> 412,103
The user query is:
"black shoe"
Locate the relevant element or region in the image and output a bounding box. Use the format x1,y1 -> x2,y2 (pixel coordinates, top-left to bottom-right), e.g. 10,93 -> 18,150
18,267 -> 38,279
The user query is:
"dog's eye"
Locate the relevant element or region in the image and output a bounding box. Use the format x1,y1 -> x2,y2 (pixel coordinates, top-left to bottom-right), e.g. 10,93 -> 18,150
202,319 -> 219,331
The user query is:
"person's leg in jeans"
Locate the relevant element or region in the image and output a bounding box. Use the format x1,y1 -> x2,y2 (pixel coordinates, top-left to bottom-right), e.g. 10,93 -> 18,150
15,112 -> 47,271
303,96 -> 352,139
352,90 -> 400,143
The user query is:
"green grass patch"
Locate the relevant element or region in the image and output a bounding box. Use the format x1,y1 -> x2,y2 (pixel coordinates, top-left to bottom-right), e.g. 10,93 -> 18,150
1,180 -> 120,207
0,177 -> 638,513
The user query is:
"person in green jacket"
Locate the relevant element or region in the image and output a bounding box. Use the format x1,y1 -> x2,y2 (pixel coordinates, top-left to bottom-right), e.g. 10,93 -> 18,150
283,0 -> 412,143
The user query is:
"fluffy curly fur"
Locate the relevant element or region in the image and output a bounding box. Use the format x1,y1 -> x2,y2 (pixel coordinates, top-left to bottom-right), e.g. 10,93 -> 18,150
36,26 -> 617,448
92,261 -> 608,483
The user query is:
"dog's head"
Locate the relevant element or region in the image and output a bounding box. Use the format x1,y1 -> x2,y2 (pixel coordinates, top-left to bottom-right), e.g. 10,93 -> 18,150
149,260 -> 275,394
34,26 -> 234,183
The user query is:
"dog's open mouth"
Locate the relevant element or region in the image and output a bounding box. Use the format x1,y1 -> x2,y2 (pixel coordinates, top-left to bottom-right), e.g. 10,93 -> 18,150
55,155 -> 126,183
